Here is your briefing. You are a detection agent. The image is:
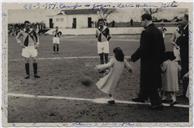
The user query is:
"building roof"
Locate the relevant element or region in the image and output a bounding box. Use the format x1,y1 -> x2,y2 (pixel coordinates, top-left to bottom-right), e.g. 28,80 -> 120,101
58,9 -> 98,15
58,9 -> 114,15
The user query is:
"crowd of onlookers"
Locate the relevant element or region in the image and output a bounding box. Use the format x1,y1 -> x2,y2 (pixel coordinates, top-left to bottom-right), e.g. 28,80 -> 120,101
8,22 -> 47,36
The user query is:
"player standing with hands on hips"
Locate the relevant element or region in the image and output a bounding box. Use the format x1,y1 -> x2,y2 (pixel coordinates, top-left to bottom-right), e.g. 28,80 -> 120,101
16,21 -> 40,79
96,19 -> 111,65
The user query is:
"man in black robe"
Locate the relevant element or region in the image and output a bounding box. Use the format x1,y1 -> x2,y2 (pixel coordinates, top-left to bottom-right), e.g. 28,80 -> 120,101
130,14 -> 165,109
176,14 -> 189,98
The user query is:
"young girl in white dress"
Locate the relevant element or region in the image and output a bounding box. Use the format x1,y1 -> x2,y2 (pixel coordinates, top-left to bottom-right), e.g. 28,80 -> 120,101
95,47 -> 132,104
161,52 -> 181,105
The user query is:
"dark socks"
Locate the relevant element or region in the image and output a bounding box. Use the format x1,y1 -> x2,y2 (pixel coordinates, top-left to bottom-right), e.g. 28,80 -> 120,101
25,63 -> 30,75
53,44 -> 59,53
25,63 -> 30,79
56,44 -> 59,52
53,45 -> 56,52
33,63 -> 37,75
99,53 -> 109,64
33,62 -> 40,78
99,53 -> 104,64
24,62 -> 40,79
104,53 -> 109,63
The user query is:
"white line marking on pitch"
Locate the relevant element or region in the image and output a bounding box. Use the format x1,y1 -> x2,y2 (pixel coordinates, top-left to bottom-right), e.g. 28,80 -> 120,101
9,56 -> 130,62
8,93 -> 189,108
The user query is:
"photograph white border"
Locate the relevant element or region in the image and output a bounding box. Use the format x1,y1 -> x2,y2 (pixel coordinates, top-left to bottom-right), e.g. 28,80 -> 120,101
1,0 -> 193,127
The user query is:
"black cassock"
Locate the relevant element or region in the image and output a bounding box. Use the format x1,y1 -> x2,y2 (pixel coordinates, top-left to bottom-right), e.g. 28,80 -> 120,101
176,25 -> 189,96
131,24 -> 165,105
176,25 -> 189,77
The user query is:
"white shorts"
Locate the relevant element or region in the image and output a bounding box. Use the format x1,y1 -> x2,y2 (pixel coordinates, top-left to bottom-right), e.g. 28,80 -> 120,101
97,41 -> 109,54
53,37 -> 60,44
22,46 -> 38,58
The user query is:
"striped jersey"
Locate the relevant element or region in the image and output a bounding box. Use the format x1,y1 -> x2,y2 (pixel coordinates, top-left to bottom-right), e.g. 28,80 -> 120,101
96,26 -> 111,42
16,29 -> 39,47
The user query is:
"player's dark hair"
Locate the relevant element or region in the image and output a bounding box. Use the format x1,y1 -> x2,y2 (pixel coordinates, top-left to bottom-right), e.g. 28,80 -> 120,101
24,21 -> 30,24
98,18 -> 104,22
113,47 -> 124,62
97,18 -> 105,27
141,13 -> 152,21
20,24 -> 25,30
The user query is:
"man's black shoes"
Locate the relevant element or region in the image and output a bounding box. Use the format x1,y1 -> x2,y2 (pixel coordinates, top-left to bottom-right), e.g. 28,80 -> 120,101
132,97 -> 146,103
25,75 -> 30,79
34,75 -> 40,78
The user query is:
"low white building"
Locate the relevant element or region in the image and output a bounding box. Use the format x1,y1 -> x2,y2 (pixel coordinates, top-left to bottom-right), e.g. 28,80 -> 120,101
46,8 -> 187,29
8,8 -> 187,29
47,9 -> 101,29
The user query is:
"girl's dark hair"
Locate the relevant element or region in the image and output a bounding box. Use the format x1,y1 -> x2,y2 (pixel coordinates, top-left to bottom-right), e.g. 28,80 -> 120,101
113,47 -> 124,62
141,13 -> 152,21
163,52 -> 176,61
58,31 -> 62,36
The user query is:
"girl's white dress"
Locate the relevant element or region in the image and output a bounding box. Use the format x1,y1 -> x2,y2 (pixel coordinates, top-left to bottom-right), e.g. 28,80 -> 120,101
161,60 -> 181,92
96,57 -> 132,94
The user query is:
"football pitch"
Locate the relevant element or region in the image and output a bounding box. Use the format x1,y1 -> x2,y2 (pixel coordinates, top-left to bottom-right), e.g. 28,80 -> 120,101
7,34 -> 189,123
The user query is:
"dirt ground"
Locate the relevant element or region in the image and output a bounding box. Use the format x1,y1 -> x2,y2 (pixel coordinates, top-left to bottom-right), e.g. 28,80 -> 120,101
7,34 -> 189,123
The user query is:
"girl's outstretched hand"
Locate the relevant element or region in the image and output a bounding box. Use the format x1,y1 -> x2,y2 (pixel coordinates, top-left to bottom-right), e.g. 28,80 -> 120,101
124,58 -> 133,73
94,65 -> 100,72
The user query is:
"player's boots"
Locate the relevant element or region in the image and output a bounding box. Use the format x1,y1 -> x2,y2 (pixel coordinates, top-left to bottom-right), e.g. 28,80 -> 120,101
33,63 -> 40,78
108,94 -> 115,104
25,63 -> 30,79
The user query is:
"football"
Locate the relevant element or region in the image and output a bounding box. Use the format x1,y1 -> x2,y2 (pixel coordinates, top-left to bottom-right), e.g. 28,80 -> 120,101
80,75 -> 93,86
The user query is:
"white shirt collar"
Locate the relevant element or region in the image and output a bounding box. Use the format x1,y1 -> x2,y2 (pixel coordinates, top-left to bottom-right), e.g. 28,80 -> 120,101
146,21 -> 153,27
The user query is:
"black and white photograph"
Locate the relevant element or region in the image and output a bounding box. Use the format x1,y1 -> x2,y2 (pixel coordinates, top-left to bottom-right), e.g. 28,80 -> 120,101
1,1 -> 193,127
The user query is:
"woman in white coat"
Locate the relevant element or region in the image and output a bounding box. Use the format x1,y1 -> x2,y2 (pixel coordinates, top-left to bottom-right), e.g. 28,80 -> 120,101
95,47 -> 132,104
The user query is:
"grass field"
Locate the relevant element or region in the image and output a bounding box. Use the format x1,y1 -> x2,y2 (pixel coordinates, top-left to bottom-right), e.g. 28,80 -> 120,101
7,34 -> 189,123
